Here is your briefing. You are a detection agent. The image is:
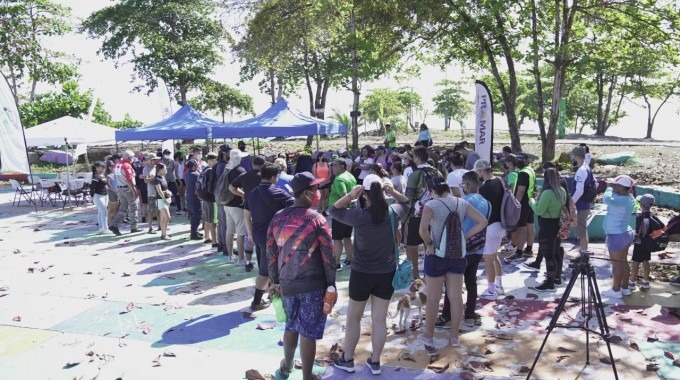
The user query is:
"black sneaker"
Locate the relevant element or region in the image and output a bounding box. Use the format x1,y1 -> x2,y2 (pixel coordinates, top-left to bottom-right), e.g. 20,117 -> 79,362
142,217 -> 147,223
130,228 -> 142,233
245,262 -> 254,272
522,261 -> 540,272
334,353 -> 355,373
523,248 -> 534,258
434,316 -> 451,329
504,251 -> 523,262
108,226 -> 122,236
366,357 -> 381,375
554,278 -> 562,286
534,281 -> 555,291
343,259 -> 352,267
250,299 -> 271,311
190,234 -> 202,240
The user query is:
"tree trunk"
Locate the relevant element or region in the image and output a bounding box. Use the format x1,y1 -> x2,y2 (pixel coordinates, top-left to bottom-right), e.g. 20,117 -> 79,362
530,0 -> 547,145
30,78 -> 38,103
276,75 -> 284,100
601,77 -> 616,135
594,72 -> 605,136
269,70 -> 276,105
350,7 -> 360,153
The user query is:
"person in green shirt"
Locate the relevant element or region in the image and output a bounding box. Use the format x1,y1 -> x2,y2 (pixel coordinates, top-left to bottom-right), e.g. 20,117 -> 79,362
329,159 -> 358,270
384,124 -> 397,150
527,168 -> 566,292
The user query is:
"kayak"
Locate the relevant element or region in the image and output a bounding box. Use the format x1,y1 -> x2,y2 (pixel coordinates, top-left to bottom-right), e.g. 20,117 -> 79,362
596,151 -> 636,165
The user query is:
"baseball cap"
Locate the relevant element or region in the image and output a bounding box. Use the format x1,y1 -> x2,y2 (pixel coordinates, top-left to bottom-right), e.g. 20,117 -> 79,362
122,150 -> 135,159
362,174 -> 383,190
338,148 -> 348,155
110,153 -> 122,161
206,152 -> 218,160
219,144 -> 232,153
609,175 -> 634,188
636,194 -> 655,208
473,159 -> 491,171
145,153 -> 160,161
186,159 -> 198,169
290,172 -> 324,193
94,161 -> 105,168
571,146 -> 586,158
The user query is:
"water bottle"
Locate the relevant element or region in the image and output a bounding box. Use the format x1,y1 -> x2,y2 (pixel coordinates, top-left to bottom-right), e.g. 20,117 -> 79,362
322,286 -> 337,315
272,293 -> 286,322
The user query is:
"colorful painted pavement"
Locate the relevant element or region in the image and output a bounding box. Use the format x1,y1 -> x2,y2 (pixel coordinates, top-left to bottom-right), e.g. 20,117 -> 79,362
0,189 -> 678,379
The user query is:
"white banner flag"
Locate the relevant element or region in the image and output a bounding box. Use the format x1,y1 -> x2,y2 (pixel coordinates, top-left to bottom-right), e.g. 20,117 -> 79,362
474,80 -> 494,163
0,73 -> 30,173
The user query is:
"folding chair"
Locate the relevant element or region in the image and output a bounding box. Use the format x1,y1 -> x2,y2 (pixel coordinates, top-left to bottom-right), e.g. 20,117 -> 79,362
28,175 -> 43,201
59,179 -> 85,209
9,179 -> 34,207
40,178 -> 60,206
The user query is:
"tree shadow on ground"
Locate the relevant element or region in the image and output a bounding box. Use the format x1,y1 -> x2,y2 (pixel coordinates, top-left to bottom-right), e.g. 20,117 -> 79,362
151,312 -> 251,347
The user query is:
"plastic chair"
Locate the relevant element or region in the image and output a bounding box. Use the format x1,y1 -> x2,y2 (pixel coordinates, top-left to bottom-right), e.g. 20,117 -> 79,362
59,179 -> 85,208
28,175 -> 43,199
40,178 -> 60,206
9,179 -> 34,207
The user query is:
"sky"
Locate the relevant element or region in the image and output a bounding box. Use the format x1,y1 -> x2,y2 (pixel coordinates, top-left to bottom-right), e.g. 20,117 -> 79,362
39,0 -> 680,140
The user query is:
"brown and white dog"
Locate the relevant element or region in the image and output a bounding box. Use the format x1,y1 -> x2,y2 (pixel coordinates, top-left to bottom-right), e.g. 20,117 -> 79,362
395,279 -> 427,331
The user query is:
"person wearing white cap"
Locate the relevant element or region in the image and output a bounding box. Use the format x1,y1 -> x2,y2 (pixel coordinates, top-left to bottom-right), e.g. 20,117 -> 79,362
224,149 -> 250,264
602,175 -> 636,299
110,150 -> 141,235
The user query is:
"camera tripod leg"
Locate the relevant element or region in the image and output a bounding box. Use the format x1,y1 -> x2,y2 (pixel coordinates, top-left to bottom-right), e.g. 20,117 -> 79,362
588,267 -> 619,379
526,265 -> 581,379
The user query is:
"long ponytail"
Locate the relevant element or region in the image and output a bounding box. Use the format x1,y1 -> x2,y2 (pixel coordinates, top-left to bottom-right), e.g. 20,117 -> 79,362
367,181 -> 388,224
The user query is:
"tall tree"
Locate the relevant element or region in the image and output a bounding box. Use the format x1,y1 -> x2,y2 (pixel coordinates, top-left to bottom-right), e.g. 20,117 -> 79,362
360,88 -> 406,132
0,0 -> 75,102
19,80 -> 111,127
431,79 -> 473,136
80,0 -> 227,105
192,80 -> 255,122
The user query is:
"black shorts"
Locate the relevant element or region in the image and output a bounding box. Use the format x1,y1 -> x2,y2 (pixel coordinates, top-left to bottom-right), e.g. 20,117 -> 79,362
667,215 -> 680,236
517,202 -> 532,227
349,270 -> 395,301
255,241 -> 268,276
331,219 -> 353,240
406,217 -> 423,246
631,244 -> 651,263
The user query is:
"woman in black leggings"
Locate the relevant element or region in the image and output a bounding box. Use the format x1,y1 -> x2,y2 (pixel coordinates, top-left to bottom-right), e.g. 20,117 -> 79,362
529,168 -> 567,291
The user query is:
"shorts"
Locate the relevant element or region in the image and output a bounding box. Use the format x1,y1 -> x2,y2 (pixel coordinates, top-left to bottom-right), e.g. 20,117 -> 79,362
483,222 -> 505,255
255,241 -> 268,276
348,270 -> 395,301
147,197 -> 159,214
631,244 -> 651,262
667,215 -> 680,236
576,209 -> 591,239
225,206 -> 246,236
527,209 -> 534,225
139,187 -> 148,204
424,255 -> 466,277
202,201 -> 217,223
156,198 -> 170,211
282,289 -> 327,340
606,231 -> 635,252
405,217 -> 424,246
331,219 -> 353,240
517,202 -> 531,227
108,191 -> 118,203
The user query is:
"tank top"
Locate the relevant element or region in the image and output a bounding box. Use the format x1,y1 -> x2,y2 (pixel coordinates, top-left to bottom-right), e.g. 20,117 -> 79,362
316,162 -> 330,180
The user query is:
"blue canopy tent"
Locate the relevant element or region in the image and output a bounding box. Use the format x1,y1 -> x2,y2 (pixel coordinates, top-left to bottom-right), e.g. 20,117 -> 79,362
212,98 -> 347,139
115,104 -> 222,142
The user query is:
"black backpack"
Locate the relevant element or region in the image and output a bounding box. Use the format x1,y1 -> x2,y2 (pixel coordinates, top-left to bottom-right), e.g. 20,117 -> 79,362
638,213 -> 668,252
580,168 -> 597,203
434,199 -> 465,259
196,167 -> 213,201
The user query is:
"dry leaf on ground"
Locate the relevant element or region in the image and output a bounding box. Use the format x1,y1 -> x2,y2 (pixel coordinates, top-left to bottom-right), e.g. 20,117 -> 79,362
256,323 -> 275,330
12,316 -> 21,322
427,362 -> 449,374
163,351 -> 176,357
398,351 -> 416,362
244,369 -> 266,380
152,355 -> 161,367
664,351 -> 675,360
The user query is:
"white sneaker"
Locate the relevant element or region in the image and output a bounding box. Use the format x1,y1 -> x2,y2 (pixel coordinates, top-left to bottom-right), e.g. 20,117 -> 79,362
480,289 -> 498,300
495,284 -> 505,295
602,289 -> 623,299
621,288 -> 632,296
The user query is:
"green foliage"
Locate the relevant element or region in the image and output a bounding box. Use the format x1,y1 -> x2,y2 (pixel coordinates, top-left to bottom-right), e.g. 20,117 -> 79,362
109,113 -> 144,130
0,0 -> 75,99
80,0 -> 228,105
431,79 -> 473,130
19,81 -> 110,127
360,89 -> 405,129
192,80 -> 255,122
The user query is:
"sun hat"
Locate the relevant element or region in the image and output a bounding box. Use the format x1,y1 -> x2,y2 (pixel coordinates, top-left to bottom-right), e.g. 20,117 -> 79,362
473,159 -> 491,171
609,175 -> 634,188
362,174 -> 383,191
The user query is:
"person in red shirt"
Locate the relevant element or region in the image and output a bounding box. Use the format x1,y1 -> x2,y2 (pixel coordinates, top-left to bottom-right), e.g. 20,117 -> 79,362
109,150 -> 141,235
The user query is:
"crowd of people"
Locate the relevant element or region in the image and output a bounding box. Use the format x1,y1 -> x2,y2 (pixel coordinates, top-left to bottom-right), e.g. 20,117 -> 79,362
84,137 -> 680,380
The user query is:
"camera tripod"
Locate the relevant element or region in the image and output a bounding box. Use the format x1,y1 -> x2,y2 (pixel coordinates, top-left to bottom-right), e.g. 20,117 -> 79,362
526,251 -> 619,380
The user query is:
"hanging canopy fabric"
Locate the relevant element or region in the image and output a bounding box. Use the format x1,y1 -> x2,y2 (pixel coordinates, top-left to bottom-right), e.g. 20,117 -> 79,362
24,116 -> 117,147
214,98 -> 347,139
115,104 -> 221,142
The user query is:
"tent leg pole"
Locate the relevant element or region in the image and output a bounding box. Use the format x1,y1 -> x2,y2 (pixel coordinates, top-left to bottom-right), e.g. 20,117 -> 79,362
256,137 -> 260,155
115,142 -> 119,153
316,135 -> 319,153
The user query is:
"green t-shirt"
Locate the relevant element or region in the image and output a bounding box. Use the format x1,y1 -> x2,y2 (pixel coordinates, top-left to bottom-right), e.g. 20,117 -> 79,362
329,171 -> 357,206
507,170 -> 518,188
385,130 -> 396,148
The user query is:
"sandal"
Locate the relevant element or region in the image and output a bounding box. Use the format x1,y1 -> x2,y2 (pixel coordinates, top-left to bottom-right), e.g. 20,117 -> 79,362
160,235 -> 172,241
279,358 -> 292,379
147,229 -> 157,234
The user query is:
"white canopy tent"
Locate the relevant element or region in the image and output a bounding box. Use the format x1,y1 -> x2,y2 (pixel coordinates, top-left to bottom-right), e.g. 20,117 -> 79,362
24,116 -> 117,147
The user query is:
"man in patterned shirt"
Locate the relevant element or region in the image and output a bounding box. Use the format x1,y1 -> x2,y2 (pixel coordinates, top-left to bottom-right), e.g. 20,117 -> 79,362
267,172 -> 336,380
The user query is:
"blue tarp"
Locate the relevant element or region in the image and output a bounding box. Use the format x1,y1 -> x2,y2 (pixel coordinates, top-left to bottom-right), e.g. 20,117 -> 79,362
213,98 -> 347,138
115,104 -> 222,142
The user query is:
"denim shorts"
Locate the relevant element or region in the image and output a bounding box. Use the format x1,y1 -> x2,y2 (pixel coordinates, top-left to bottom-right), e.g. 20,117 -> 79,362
424,255 -> 466,277
282,289 -> 327,340
606,231 -> 635,252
